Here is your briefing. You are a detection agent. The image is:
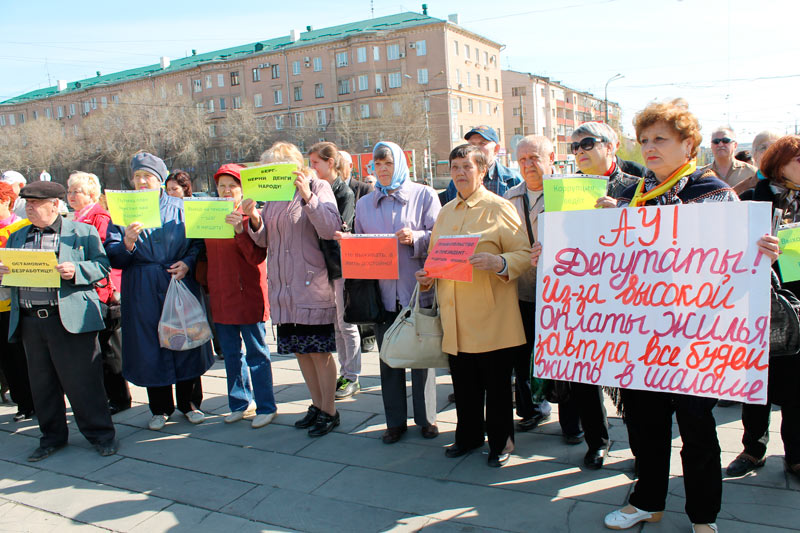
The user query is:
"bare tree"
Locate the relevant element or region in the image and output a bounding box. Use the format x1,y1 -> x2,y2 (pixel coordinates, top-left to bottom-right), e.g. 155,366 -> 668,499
0,117 -> 80,182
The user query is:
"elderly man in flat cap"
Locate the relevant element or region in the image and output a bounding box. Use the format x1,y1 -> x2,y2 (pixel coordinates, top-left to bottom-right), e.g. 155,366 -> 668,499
0,181 -> 116,461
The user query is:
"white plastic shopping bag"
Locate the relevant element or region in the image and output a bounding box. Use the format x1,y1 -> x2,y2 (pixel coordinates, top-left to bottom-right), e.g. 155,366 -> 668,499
158,277 -> 212,351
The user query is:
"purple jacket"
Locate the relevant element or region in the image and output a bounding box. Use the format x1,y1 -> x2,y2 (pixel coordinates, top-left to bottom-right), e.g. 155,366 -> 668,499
354,179 -> 441,312
248,177 -> 341,325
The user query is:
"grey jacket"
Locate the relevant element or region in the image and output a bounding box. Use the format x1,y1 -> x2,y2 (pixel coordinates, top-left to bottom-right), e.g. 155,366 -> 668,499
503,181 -> 543,302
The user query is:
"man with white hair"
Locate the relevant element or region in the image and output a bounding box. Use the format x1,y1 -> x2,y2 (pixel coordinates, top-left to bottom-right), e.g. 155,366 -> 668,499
733,130 -> 782,196
701,126 -> 757,189
340,151 -> 373,204
1,170 -> 27,217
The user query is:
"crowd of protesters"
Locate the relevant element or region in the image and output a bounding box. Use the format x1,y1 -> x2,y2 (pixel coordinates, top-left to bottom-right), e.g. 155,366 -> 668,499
0,97 -> 798,533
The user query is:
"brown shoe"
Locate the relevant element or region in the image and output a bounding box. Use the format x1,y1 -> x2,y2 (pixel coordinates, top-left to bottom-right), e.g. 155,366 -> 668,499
421,424 -> 439,439
382,426 -> 407,444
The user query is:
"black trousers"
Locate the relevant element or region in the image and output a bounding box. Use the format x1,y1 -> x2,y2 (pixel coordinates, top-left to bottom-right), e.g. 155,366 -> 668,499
0,311 -> 34,414
21,312 -> 115,448
147,376 -> 203,416
449,348 -> 516,457
97,320 -> 131,408
513,300 -> 536,420
622,388 -> 721,524
558,383 -> 610,451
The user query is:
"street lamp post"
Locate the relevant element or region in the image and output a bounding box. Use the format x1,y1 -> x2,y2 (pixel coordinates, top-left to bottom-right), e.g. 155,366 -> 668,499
604,73 -> 624,124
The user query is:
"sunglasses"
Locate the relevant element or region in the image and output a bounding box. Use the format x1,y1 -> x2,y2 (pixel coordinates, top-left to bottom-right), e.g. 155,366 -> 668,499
570,137 -> 605,154
711,137 -> 733,145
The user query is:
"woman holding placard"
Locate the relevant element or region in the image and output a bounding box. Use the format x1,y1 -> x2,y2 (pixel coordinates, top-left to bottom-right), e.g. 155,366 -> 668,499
105,152 -> 213,432
415,144 -> 530,467
242,142 -> 342,437
725,135 -> 800,483
346,141 -> 441,444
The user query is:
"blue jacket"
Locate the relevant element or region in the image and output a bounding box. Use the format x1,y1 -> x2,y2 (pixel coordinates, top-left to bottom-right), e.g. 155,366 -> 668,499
443,161 -> 522,204
7,218 -> 110,341
104,193 -> 213,387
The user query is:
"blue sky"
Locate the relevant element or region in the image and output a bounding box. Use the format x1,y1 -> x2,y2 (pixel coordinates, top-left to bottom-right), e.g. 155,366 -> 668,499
1,0 -> 798,143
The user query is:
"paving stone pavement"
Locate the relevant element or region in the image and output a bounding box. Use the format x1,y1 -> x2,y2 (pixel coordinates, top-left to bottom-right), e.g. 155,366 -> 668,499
1,329 -> 798,532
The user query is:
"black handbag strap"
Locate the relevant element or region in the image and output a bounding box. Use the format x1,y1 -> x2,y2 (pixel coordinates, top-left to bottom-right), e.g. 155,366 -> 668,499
521,192 -> 535,246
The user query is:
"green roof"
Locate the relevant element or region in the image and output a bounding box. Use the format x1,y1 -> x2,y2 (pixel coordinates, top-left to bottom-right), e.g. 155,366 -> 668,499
1,11 -> 443,106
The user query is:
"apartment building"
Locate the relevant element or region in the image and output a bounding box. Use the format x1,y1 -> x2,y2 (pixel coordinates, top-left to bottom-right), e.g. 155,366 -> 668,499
501,70 -> 621,159
0,10 -> 507,180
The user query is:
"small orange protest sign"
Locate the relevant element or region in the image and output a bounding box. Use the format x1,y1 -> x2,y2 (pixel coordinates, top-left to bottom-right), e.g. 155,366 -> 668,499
340,234 -> 399,280
424,235 -> 480,282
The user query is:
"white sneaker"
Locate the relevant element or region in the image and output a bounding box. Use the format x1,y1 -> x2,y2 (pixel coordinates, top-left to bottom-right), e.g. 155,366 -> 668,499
225,410 -> 246,423
604,505 -> 662,530
251,412 -> 277,429
184,410 -> 205,424
148,414 -> 169,431
692,524 -> 718,533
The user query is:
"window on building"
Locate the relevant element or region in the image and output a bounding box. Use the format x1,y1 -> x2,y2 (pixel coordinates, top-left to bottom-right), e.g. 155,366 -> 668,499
90,97 -> 97,110
464,45 -> 470,59
230,71 -> 240,86
512,107 -> 520,116
336,51 -> 348,67
337,79 -> 350,95
477,75 -> 481,88
83,101 -> 90,114
193,79 -> 202,92
57,106 -> 63,118
101,96 -> 107,108
196,102 -> 204,112
360,104 -> 370,118
388,72 -> 402,88
316,110 -> 327,126
220,97 -> 226,111
313,57 -> 322,71
69,103 -> 76,116
292,61 -> 301,75
467,99 -> 473,113
484,51 -> 489,65
0,115 -> 5,126
487,102 -> 492,116
466,72 -> 471,86
415,40 -> 427,56
375,74 -> 384,92
387,44 -> 400,60
294,86 -> 302,101
457,97 -> 462,112
73,124 -> 79,136
357,47 -> 367,63
160,86 -> 167,99
340,105 -> 351,119
270,65 -> 279,79
205,75 -> 212,88
358,75 -> 369,91
44,108 -> 51,119
207,124 -> 216,137
456,69 -> 461,84
373,46 -> 380,61
315,83 -> 324,98
392,102 -> 402,116
112,94 -> 119,104
495,79 -> 499,92
474,47 -> 480,63
454,40 -> 459,55
294,112 -> 304,127
478,101 -> 482,114
274,90 -> 282,105
417,68 -> 428,84
208,99 -> 215,112
232,96 -> 241,109
376,102 -> 384,116
275,115 -> 285,130
217,74 -> 225,87
252,68 -> 261,82
9,114 -> 15,126
424,97 -> 430,112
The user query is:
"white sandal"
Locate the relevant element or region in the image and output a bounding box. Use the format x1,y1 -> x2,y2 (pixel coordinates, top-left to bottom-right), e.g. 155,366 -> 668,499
604,506 -> 663,530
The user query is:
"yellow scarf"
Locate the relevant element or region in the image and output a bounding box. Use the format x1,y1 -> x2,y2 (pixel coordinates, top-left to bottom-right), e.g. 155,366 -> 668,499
629,159 -> 696,207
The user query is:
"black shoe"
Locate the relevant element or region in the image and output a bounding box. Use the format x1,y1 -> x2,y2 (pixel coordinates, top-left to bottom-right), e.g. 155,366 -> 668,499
444,442 -> 483,458
308,410 -> 340,437
447,393 -> 456,403
13,411 -> 34,422
488,453 -> 510,467
584,447 -> 607,470
27,444 -> 65,462
786,460 -> 800,481
294,405 -> 321,429
94,440 -> 118,457
421,424 -> 439,439
516,413 -> 551,432
726,453 -> 765,477
382,426 -> 407,444
717,399 -> 738,407
563,431 -> 585,445
108,403 -> 131,416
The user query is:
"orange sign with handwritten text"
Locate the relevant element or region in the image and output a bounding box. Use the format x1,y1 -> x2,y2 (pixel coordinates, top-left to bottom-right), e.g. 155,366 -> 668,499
424,235 -> 480,282
340,235 -> 399,280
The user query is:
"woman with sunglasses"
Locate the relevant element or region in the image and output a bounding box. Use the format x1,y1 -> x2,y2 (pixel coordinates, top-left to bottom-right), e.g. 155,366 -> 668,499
538,99 -> 779,532
571,122 -> 639,199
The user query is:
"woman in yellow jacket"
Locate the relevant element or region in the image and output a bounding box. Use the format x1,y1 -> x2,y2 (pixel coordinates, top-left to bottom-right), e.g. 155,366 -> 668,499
416,144 -> 531,467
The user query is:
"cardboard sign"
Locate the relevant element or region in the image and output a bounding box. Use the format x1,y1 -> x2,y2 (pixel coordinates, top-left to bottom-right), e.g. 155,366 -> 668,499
424,235 -> 480,282
183,198 -> 235,239
543,174 -> 608,212
777,223 -> 800,282
240,164 -> 297,201
105,189 -> 162,228
0,248 -> 60,288
340,234 -> 399,279
534,202 -> 772,404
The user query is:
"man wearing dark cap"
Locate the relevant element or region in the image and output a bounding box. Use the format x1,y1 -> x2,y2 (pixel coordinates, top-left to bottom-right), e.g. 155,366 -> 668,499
0,181 -> 116,461
442,125 -> 522,204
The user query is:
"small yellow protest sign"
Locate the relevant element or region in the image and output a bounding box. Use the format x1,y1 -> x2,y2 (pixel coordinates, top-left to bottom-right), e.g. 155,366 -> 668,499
240,164 -> 297,201
106,189 -> 162,228
543,174 -> 608,212
0,248 -> 60,288
183,198 -> 235,239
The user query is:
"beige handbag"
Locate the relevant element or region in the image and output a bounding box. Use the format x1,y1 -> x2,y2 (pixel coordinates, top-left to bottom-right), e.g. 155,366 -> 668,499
379,282 -> 449,369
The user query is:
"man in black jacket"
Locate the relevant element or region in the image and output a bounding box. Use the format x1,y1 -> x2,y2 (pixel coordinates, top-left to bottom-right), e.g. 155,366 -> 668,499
341,151 -> 373,204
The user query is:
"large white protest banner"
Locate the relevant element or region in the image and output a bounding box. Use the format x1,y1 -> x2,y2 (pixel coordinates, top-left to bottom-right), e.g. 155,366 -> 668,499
534,202 -> 772,404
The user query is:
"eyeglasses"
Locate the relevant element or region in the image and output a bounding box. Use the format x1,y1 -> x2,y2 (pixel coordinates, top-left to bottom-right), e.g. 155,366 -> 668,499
570,137 -> 605,154
711,137 -> 733,145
